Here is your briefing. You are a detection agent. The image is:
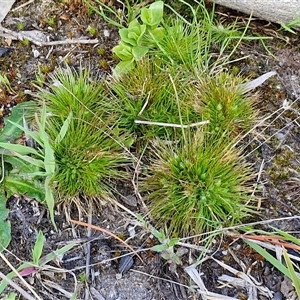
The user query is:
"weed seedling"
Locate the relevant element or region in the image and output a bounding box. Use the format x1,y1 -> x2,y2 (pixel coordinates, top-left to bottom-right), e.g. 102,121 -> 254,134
16,23 -> 25,31
0,231 -> 77,297
87,25 -> 97,36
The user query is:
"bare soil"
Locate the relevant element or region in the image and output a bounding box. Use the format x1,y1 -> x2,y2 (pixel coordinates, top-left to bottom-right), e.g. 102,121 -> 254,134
1,1 -> 300,299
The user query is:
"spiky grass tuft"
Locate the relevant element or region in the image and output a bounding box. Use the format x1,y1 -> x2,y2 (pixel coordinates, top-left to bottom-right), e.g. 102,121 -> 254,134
36,66 -> 129,200
193,72 -> 259,137
109,58 -> 199,140
140,130 -> 255,237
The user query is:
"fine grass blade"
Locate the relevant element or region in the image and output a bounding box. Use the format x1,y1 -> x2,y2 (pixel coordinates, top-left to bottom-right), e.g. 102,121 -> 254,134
282,247 -> 300,298
246,240 -> 291,278
55,112 -> 73,144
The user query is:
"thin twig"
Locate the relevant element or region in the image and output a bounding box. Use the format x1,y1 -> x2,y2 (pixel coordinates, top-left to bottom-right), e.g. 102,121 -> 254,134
0,252 -> 42,300
70,219 -> 144,264
11,0 -> 34,11
0,25 -> 98,47
0,271 -> 36,300
40,39 -> 99,46
134,120 -> 209,128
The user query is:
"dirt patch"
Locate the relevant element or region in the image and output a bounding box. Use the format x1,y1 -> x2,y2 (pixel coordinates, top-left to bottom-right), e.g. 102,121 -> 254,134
1,1 -> 300,299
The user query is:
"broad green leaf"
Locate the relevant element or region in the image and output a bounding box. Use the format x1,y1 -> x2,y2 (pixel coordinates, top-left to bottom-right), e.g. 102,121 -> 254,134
169,238 -> 179,247
0,142 -> 40,156
0,192 -> 11,252
119,28 -> 137,46
4,175 -> 45,201
0,101 -> 36,143
150,27 -> 166,41
113,42 -> 133,61
32,231 -> 45,264
140,1 -> 164,28
132,46 -> 148,60
39,242 -> 77,265
7,120 -> 43,148
45,177 -> 56,230
43,146 -> 55,175
3,292 -> 17,300
4,156 -> 40,173
151,229 -> 165,240
6,151 -> 44,169
127,21 -> 147,45
55,112 -> 73,144
151,244 -> 168,252
115,60 -> 135,74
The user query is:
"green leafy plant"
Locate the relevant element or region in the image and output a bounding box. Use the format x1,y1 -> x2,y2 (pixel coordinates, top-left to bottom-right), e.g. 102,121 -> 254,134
112,1 -> 165,73
136,214 -> 185,265
0,102 -> 72,228
0,231 -> 77,297
140,130 -> 255,237
0,102 -> 43,250
150,228 -> 181,264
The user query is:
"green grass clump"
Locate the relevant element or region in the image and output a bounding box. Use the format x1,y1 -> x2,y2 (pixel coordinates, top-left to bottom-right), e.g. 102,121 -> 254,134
140,130 -> 255,236
109,58 -> 199,140
109,59 -> 258,143
36,67 -> 129,200
194,72 -> 258,137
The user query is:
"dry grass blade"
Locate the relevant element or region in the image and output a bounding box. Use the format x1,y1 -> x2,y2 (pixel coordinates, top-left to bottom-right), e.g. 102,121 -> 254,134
0,271 -> 37,300
184,265 -> 239,300
209,256 -> 273,298
233,232 -> 300,251
0,252 -> 41,299
42,279 -> 76,298
70,219 -> 144,263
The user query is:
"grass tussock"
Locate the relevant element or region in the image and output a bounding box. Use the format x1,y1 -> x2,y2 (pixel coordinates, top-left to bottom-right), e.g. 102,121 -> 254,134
36,67 -> 129,200
193,72 -> 259,137
109,58 -> 199,140
140,130 -> 255,236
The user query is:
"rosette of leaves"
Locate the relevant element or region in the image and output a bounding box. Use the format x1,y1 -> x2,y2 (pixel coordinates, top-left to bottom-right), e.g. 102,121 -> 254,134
140,130 -> 255,237
112,1 -> 166,73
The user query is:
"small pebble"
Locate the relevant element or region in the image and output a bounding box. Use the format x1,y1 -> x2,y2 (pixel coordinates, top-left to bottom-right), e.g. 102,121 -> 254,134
272,291 -> 283,300
123,195 -> 137,207
0,47 -> 11,57
118,255 -> 134,274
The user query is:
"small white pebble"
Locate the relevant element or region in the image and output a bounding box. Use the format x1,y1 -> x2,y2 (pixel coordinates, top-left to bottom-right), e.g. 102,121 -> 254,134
32,49 -> 40,58
103,29 -> 110,37
116,273 -> 122,280
128,225 -> 135,237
